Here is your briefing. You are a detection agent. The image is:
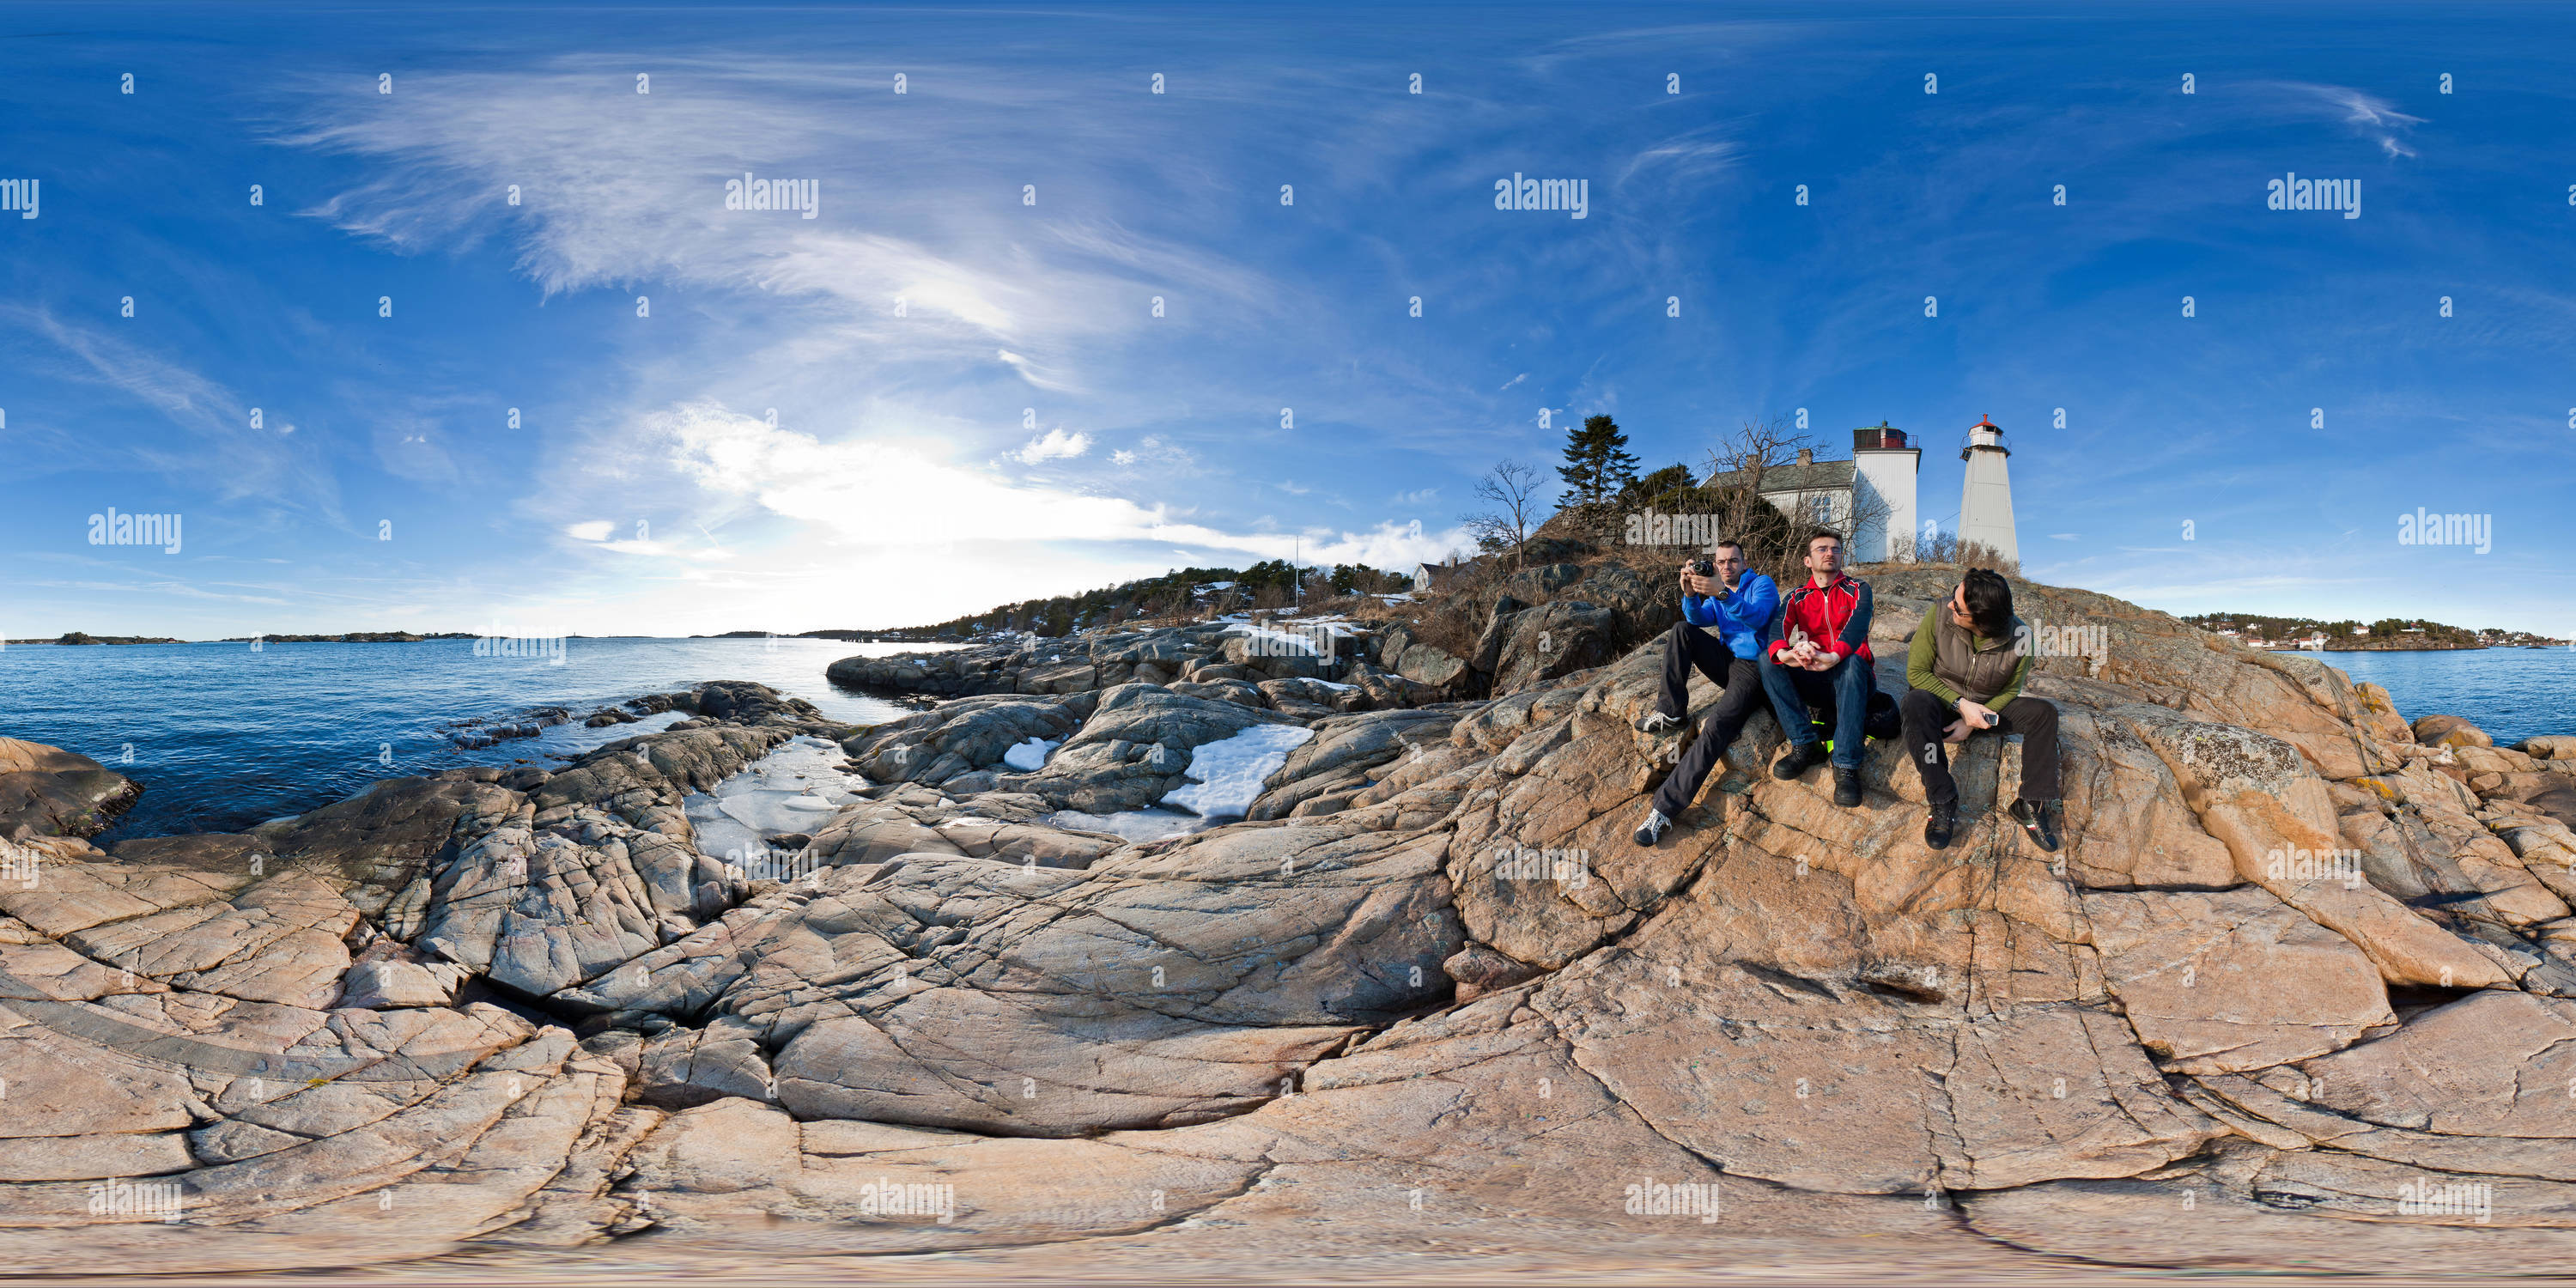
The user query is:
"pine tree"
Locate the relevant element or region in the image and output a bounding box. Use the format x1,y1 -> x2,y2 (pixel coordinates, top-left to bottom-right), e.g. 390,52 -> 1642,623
1558,414 -> 1640,509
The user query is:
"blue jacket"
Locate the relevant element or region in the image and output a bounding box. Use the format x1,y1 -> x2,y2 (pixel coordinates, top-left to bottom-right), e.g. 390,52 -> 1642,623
1680,573 -> 1780,659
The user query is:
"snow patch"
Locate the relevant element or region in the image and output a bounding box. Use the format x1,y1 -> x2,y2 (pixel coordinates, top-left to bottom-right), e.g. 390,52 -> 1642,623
1048,808 -> 1206,842
1224,624 -> 1326,656
1160,723 -> 1316,820
1002,737 -> 1060,771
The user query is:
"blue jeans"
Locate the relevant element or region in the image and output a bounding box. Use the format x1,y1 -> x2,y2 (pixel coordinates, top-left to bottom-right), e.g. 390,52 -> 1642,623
1759,652 -> 1873,770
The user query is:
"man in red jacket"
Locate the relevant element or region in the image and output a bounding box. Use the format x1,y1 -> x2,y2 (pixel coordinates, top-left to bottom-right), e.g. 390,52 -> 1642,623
1759,531 -> 1876,807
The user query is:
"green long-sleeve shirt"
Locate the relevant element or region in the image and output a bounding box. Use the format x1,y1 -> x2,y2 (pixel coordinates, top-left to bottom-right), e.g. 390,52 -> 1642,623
1906,611 -> 2032,708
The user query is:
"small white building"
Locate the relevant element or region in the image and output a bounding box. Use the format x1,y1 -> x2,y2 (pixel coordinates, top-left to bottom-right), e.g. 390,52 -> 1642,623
1409,556 -> 1482,592
1700,422 -> 1922,563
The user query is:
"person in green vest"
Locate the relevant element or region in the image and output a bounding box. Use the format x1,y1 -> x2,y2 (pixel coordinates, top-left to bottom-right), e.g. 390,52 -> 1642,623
1899,568 -> 2063,853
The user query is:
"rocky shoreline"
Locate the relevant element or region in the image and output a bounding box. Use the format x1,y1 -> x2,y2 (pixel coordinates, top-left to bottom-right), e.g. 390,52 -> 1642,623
6,573 -> 2576,1276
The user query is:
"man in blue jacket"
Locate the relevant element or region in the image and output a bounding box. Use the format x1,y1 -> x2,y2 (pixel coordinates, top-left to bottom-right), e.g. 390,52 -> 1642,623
1634,540 -> 1779,846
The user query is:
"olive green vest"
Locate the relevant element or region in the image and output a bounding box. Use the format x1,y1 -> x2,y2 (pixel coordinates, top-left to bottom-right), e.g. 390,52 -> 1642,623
1932,611 -> 2026,705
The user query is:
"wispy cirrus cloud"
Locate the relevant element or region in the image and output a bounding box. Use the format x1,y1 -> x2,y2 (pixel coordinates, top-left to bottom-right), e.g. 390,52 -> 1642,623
1616,127 -> 1742,189
2248,82 -> 2427,159
0,304 -> 342,521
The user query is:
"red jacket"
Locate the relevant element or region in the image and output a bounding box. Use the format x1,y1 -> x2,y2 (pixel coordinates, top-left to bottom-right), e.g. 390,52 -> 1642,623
1765,574 -> 1875,665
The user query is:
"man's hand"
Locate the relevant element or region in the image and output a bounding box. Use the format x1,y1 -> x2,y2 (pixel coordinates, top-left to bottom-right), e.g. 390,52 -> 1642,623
1956,699 -> 1999,730
1942,719 -> 1972,744
1800,648 -> 1838,672
1680,572 -> 1717,597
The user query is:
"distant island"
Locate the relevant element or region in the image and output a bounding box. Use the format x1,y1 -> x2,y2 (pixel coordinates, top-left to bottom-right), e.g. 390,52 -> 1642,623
3,631 -> 186,646
2183,613 -> 2566,652
216,631 -> 483,644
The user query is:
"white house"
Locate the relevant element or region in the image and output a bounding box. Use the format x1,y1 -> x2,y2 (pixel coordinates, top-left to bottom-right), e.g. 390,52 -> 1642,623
1409,556 -> 1484,592
1701,422 -> 1922,562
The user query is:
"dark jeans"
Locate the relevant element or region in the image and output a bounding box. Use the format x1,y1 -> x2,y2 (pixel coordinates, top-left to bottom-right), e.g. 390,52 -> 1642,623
1899,688 -> 2062,805
1649,623 -> 1767,817
1760,651 -> 1874,770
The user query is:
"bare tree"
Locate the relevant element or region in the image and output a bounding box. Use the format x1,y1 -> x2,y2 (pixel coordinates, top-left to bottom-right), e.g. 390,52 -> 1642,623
1464,459 -> 1546,571
1687,417 -> 1812,582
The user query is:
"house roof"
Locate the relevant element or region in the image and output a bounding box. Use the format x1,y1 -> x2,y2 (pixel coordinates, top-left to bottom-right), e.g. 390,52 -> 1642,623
1703,458 -> 1857,494
1410,558 -> 1484,589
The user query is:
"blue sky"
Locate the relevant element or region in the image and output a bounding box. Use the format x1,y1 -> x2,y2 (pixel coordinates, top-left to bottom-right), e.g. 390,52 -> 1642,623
3,1 -> 2573,638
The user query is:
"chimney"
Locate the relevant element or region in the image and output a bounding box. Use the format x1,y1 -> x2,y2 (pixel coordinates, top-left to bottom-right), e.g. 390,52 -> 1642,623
1795,447 -> 1814,467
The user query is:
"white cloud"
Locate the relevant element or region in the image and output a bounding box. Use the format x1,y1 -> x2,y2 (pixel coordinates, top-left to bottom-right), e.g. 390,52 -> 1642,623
1277,480 -> 1311,495
1109,436 -> 1194,471
282,59 -> 1278,391
1394,488 -> 1438,505
2260,82 -> 2426,160
1616,128 -> 1741,188
657,401 -> 1467,566
2049,532 -> 2078,541
1011,427 -> 1092,464
566,520 -> 616,541
0,305 -> 342,519
1499,373 -> 1527,392
995,349 -> 1081,393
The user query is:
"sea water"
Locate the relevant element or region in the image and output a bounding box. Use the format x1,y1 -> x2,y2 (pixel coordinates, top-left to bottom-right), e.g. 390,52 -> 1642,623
2279,647 -> 2576,748
0,637 -> 947,841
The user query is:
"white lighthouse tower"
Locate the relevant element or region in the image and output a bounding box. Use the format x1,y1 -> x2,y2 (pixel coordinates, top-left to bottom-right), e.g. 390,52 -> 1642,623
1957,415 -> 2018,565
1850,422 -> 1920,562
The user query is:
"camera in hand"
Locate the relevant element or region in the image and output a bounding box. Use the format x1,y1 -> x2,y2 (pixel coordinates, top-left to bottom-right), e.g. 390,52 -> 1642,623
1689,556 -> 1716,577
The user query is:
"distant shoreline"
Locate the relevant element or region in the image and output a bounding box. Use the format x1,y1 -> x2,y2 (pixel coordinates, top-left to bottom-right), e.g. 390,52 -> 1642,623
2270,643 -> 2571,654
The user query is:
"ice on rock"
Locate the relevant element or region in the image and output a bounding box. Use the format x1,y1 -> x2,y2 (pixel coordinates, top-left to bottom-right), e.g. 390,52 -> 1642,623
1047,808 -> 1206,842
1160,724 -> 1315,821
683,734 -> 861,859
687,796 -> 765,866
1003,737 -> 1060,771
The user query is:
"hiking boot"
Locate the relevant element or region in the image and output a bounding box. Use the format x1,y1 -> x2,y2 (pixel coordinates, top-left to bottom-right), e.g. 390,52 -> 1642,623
1832,766 -> 1862,808
1636,709 -> 1684,735
2011,798 -> 2064,854
1924,799 -> 1959,850
1773,742 -> 1826,780
1633,807 -> 1674,848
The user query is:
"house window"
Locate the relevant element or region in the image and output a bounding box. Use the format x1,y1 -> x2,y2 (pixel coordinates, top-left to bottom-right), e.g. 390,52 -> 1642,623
1809,495 -> 1832,526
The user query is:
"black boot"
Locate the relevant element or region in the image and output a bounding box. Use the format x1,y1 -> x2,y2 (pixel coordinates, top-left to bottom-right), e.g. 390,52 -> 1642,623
1832,766 -> 1862,807
2011,798 -> 2063,854
1924,799 -> 1959,850
1773,741 -> 1826,781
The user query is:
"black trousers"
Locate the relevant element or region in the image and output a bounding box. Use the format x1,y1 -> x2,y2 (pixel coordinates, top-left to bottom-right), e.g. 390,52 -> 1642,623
1650,623 -> 1768,817
1898,687 -> 2062,805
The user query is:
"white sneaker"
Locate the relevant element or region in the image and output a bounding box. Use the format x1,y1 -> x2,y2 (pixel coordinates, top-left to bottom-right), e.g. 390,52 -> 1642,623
1636,710 -> 1683,734
1633,807 -> 1673,847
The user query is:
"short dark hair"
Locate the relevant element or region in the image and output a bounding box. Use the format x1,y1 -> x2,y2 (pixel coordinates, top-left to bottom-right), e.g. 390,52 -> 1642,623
1960,568 -> 2014,636
1712,539 -> 1744,556
1806,530 -> 1843,552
